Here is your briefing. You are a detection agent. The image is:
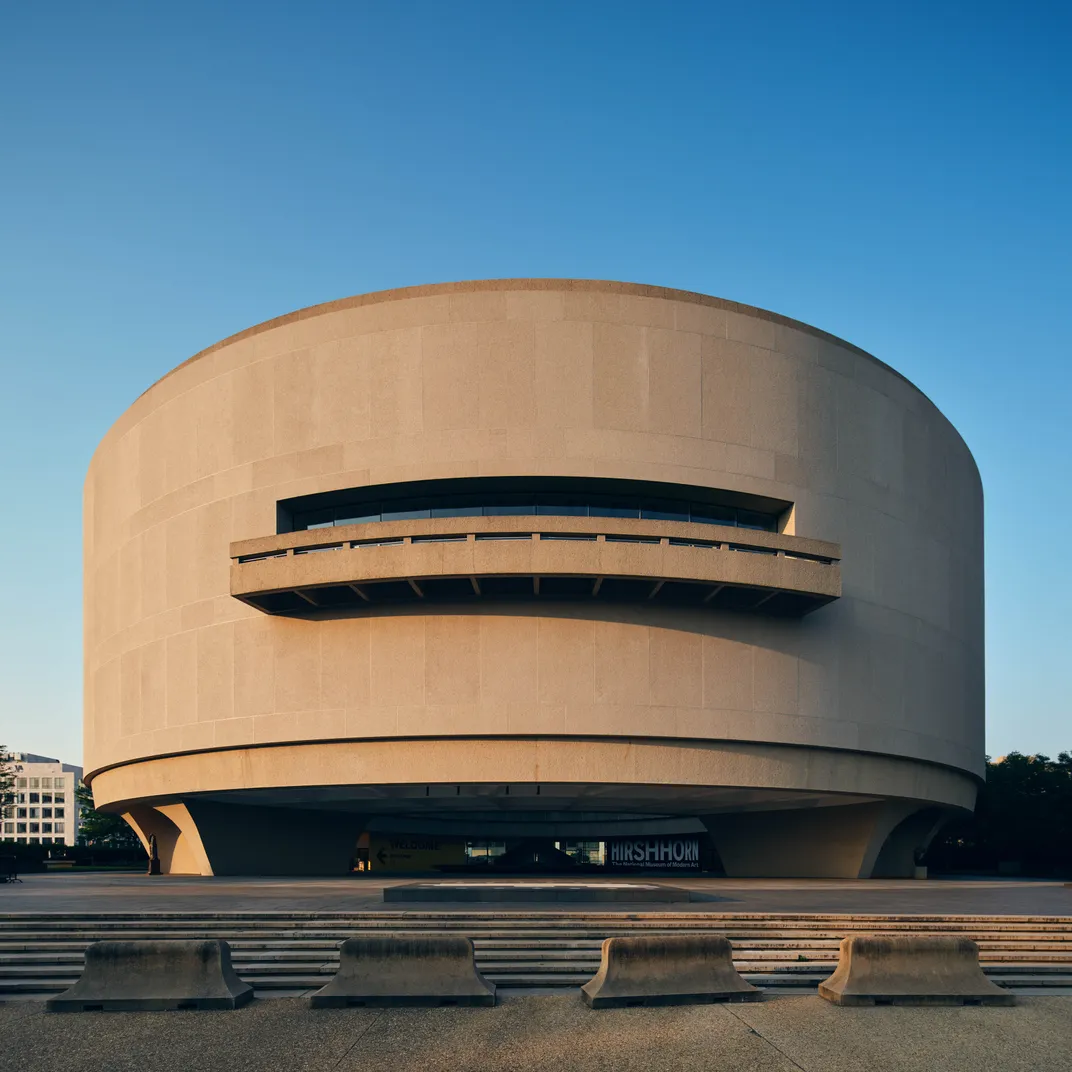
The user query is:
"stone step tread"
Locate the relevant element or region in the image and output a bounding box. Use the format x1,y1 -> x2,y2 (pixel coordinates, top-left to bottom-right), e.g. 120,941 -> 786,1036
0,943 -> 1067,969
0,984 -> 69,994
6,943 -> 1072,959
234,964 -> 340,975
5,927 -> 1071,942
6,915 -> 1072,925
3,913 -> 1068,922
0,966 -> 573,979
477,962 -> 603,973
241,962 -> 594,975
1,943 -> 1068,964
5,919 -> 1072,932
245,975 -> 567,990
5,912 -> 1071,921
5,922 -> 1072,933
2,977 -> 1069,996
4,946 -> 1072,967
0,945 -> 678,960
0,960 -> 775,977
5,960 -> 1072,984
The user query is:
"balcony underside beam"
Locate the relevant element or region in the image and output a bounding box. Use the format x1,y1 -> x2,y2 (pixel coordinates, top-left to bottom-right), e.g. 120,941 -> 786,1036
237,573 -> 836,619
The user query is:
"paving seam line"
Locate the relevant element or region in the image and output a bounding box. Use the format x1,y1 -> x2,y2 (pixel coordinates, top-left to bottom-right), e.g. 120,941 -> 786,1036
0,999 -> 43,1023
723,1003 -> 811,1072
327,1007 -> 385,1071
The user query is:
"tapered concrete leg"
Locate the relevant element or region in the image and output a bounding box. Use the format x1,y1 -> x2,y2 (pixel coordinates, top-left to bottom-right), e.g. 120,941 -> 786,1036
181,800 -> 365,876
122,804 -> 212,876
702,801 -> 925,878
123,801 -> 364,876
870,807 -> 951,877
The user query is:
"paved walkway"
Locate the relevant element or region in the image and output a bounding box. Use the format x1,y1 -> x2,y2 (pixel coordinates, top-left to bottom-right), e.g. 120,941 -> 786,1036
2,872 -> 1071,915
2,993 -> 1070,1072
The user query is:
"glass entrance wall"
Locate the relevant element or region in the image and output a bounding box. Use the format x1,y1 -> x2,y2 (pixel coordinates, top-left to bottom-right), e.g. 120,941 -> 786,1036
464,840 -> 507,864
555,840 -> 606,866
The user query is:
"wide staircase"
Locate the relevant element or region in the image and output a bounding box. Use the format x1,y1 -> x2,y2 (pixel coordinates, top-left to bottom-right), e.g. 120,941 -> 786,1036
2,912 -> 1072,998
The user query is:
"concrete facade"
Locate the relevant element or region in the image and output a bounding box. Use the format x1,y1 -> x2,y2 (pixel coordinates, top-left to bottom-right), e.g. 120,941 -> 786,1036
2,754 -> 82,847
83,280 -> 984,877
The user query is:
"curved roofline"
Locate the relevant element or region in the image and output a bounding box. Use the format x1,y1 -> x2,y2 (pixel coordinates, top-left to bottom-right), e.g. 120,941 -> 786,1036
99,278 -> 975,492
145,278 -> 913,398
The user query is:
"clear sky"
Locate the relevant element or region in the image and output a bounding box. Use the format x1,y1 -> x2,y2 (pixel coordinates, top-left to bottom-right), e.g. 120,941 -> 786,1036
1,2 -> 1068,766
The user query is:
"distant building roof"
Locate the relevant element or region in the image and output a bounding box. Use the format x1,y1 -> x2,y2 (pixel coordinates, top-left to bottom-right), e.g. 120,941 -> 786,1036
12,753 -> 84,778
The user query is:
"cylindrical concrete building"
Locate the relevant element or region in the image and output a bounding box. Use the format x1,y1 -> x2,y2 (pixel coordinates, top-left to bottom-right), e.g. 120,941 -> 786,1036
84,280 -> 984,877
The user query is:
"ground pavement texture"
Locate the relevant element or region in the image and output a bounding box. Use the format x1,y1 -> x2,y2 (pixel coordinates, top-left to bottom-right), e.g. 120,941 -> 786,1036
2,993 -> 1070,1072
5,872 -> 1072,915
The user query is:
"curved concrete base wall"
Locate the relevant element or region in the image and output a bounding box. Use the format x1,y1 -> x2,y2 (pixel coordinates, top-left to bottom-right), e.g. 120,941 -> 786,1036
101,737 -> 973,877
118,794 -> 956,879
91,738 -> 977,814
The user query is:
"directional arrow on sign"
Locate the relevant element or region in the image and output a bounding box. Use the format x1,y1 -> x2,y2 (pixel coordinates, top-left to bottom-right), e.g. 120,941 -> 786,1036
376,848 -> 388,866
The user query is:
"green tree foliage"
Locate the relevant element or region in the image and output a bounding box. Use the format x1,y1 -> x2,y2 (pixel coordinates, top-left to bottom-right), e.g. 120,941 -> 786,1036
0,745 -> 14,817
928,752 -> 1072,876
76,783 -> 143,851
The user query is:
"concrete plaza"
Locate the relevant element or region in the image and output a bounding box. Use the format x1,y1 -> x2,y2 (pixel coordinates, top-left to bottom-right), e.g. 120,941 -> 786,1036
3,871 -> 1071,916
4,873 -> 1071,1069
2,992 -> 1070,1072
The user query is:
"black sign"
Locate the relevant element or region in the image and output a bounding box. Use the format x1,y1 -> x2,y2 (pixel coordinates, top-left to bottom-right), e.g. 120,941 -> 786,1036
606,836 -> 700,869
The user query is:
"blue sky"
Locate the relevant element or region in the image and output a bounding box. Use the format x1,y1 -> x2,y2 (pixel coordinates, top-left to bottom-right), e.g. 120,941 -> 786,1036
1,2 -> 1068,765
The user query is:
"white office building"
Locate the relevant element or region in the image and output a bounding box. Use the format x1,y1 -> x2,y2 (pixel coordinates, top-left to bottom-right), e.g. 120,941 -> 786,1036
2,753 -> 82,847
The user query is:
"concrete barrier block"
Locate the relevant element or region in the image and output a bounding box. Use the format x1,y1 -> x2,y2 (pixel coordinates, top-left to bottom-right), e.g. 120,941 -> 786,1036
581,934 -> 761,1008
47,940 -> 254,1011
818,935 -> 1016,1006
309,935 -> 496,1007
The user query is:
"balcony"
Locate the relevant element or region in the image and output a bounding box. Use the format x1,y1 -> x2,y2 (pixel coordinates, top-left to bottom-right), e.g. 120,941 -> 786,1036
230,516 -> 840,617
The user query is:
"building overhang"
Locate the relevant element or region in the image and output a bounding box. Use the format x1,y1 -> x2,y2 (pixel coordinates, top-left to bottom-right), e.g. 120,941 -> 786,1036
230,515 -> 841,618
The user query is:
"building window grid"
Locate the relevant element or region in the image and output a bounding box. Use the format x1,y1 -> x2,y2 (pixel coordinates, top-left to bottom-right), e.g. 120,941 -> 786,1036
3,765 -> 77,845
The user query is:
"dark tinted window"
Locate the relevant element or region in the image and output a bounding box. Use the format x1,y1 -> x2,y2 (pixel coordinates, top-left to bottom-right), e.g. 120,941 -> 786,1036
381,508 -> 431,521
640,499 -> 690,522
286,479 -> 783,533
737,509 -> 773,531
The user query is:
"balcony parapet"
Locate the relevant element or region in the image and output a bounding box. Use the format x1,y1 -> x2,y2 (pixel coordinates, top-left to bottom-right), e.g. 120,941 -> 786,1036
230,516 -> 841,617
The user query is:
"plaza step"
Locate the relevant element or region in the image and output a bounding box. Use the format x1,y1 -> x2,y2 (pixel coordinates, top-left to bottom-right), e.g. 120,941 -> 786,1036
2,911 -> 1071,997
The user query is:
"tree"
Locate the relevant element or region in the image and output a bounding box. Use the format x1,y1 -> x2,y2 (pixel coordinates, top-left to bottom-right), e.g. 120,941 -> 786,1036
0,745 -> 14,828
75,782 -> 143,851
927,752 -> 1072,876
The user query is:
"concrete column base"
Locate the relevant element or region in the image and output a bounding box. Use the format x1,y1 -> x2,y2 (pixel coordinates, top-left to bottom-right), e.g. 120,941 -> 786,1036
701,801 -> 949,878
123,801 -> 365,876
122,804 -> 211,876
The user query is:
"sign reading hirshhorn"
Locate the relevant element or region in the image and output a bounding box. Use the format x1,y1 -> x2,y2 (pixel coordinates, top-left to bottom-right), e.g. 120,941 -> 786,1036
606,836 -> 700,869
